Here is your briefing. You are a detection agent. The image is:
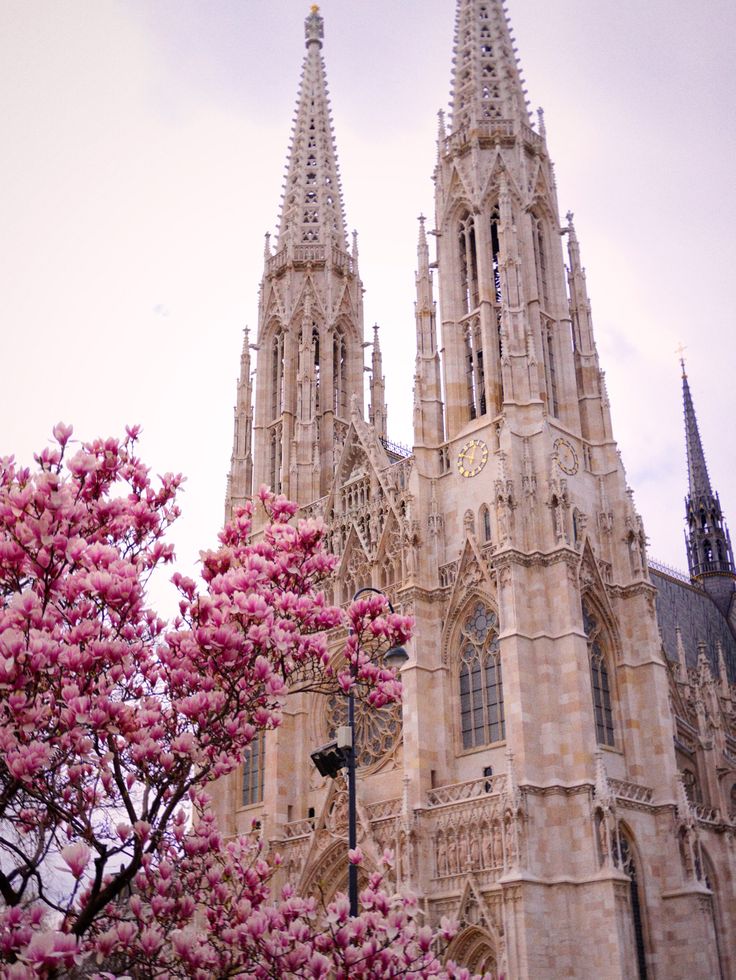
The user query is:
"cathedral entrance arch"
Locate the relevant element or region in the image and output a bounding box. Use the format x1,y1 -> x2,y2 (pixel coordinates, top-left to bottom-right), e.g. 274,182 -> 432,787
446,925 -> 498,977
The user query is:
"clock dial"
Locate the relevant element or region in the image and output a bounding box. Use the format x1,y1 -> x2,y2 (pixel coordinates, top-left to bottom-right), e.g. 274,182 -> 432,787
554,437 -> 578,475
457,439 -> 489,478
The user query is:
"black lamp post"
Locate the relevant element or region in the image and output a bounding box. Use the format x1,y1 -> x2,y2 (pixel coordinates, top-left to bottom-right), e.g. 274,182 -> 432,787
310,586 -> 408,917
346,587 -> 408,915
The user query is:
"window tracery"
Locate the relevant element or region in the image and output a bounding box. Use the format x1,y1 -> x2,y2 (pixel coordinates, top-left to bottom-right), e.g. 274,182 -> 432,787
458,602 -> 505,749
325,692 -> 401,769
582,600 -> 615,747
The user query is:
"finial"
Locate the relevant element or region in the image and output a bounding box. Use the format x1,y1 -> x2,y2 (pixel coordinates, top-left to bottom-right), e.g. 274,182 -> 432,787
305,4 -> 323,47
675,343 -> 687,377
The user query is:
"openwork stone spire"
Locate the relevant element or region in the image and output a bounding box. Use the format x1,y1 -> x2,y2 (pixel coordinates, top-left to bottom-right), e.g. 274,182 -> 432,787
277,5 -> 347,249
682,363 -> 712,500
449,0 -> 529,132
682,362 -> 735,601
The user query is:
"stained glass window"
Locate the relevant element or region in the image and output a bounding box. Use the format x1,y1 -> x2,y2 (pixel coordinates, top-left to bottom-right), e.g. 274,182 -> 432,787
459,602 -> 504,749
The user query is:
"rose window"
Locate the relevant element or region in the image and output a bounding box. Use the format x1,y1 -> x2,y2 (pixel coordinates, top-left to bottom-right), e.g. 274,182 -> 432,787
325,692 -> 401,770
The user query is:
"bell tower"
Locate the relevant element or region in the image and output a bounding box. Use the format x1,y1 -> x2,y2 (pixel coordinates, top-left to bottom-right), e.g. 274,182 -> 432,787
250,5 -> 367,506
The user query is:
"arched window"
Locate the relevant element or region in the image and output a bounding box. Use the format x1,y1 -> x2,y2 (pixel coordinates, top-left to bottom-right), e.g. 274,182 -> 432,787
480,504 -> 492,543
681,767 -> 702,805
464,317 -> 485,419
458,213 -> 479,313
269,425 -> 282,494
242,733 -> 265,807
270,329 -> 284,420
333,329 -> 347,417
542,317 -> 558,416
615,832 -> 648,979
582,601 -> 615,747
458,602 -> 505,749
532,215 -> 549,309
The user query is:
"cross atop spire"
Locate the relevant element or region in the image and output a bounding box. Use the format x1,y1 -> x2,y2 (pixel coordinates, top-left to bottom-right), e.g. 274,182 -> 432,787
449,0 -> 529,133
277,6 -> 347,249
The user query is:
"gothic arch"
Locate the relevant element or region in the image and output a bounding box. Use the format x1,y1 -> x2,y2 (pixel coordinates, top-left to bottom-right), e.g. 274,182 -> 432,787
578,544 -> 622,661
581,592 -> 620,748
701,847 -> 728,980
298,837 -> 376,906
447,597 -> 505,752
445,925 -> 498,977
615,824 -> 651,980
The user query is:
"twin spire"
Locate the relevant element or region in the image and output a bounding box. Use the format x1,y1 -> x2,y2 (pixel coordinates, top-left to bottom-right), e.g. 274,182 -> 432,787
277,5 -> 347,250
449,0 -> 529,132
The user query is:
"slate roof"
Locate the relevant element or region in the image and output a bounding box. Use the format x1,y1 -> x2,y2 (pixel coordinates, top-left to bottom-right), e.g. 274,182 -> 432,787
651,567 -> 736,683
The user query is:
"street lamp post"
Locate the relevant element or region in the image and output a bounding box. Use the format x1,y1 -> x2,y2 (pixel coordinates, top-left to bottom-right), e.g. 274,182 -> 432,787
310,586 -> 408,917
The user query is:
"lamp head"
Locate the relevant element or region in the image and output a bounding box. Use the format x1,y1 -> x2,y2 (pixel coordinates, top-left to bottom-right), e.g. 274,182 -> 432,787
384,644 -> 409,671
310,740 -> 348,779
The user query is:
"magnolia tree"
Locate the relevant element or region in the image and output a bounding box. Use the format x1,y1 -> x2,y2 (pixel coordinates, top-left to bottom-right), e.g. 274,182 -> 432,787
0,427 -> 475,979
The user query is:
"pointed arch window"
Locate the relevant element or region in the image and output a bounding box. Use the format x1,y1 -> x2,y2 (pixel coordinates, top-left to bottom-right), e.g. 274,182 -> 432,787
480,504 -> 492,544
615,833 -> 648,979
532,215 -> 549,309
333,329 -> 347,417
542,316 -> 558,417
458,602 -> 505,749
458,213 -> 479,313
583,601 -> 615,747
269,424 -> 282,495
464,317 -> 486,420
242,733 -> 265,807
270,330 -> 284,421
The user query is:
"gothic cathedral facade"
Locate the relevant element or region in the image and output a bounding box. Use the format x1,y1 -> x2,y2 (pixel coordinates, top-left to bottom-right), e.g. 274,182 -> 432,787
215,3 -> 736,977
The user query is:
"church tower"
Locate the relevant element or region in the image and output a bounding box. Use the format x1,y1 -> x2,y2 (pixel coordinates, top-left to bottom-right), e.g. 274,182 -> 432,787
681,361 -> 735,615
220,4 -> 734,978
249,5 -> 367,509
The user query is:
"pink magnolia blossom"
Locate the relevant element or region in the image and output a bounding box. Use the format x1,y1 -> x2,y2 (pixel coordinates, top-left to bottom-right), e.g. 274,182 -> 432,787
60,843 -> 91,879
0,429 -> 473,979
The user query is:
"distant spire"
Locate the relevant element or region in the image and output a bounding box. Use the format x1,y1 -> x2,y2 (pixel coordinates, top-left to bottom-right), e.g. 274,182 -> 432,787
369,324 -> 387,440
682,367 -> 735,601
227,326 -> 254,520
277,6 -> 347,249
449,0 -> 529,133
682,365 -> 712,499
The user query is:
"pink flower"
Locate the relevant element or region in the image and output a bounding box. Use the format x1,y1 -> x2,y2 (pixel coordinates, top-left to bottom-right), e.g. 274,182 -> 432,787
60,842 -> 90,878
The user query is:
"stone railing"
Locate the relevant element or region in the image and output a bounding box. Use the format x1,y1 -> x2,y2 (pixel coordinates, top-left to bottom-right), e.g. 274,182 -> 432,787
443,119 -> 515,156
265,244 -> 354,276
520,122 -> 543,150
427,774 -> 507,808
367,797 -> 403,822
693,804 -> 721,825
609,779 -> 654,805
282,818 -> 314,840
438,560 -> 458,590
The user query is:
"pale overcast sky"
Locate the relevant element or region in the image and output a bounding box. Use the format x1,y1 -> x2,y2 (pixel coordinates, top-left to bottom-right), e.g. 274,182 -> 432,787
1,1 -> 735,615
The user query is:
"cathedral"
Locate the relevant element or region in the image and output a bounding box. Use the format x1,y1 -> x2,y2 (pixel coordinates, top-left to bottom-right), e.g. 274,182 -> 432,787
213,2 -> 736,976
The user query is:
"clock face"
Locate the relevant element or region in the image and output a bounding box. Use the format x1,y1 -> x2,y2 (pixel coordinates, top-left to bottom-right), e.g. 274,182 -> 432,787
457,439 -> 489,478
554,437 -> 578,475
